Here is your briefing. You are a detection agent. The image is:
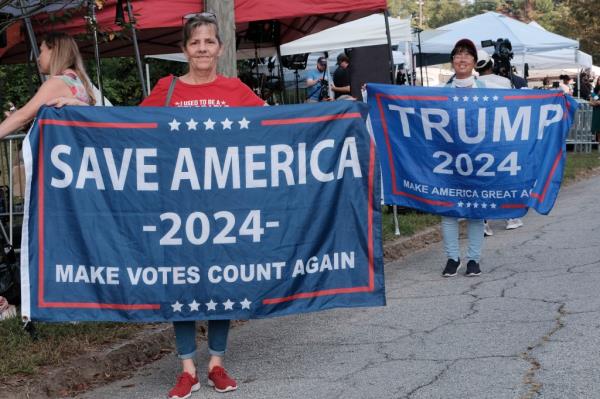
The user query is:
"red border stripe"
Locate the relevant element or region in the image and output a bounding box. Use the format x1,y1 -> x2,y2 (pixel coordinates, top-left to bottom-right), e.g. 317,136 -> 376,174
500,204 -> 527,209
504,93 -> 564,100
38,119 -> 158,129
261,112 -> 361,126
376,94 -> 448,101
37,119 -> 160,310
262,138 -> 378,305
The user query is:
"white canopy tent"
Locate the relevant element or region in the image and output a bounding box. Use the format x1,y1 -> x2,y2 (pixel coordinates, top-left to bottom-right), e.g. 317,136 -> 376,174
515,21 -> 593,70
279,13 -> 411,56
418,12 -> 578,63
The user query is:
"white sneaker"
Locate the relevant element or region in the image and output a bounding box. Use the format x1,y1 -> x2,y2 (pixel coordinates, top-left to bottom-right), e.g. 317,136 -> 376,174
506,218 -> 524,230
484,221 -> 493,237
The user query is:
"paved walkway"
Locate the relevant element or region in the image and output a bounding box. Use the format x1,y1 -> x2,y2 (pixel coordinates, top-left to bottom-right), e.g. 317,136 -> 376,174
77,174 -> 600,399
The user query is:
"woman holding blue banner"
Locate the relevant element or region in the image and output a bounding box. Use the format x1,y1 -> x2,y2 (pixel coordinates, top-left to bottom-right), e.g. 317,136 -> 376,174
440,38 -> 488,278
140,12 -> 264,399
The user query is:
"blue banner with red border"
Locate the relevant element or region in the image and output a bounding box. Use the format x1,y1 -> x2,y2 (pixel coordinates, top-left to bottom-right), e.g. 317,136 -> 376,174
367,84 -> 578,219
21,101 -> 385,322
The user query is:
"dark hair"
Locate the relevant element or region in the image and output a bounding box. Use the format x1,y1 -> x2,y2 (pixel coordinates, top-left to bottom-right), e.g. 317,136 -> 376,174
336,53 -> 349,65
451,38 -> 478,62
182,13 -> 222,47
317,56 -> 327,65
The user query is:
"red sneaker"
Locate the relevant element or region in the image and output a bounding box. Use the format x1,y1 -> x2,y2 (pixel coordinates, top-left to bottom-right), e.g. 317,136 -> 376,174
207,366 -> 238,393
168,372 -> 200,399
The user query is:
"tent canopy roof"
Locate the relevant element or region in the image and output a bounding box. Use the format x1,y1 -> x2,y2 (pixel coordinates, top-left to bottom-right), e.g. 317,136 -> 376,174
419,11 -> 578,55
0,0 -> 387,63
280,13 -> 411,56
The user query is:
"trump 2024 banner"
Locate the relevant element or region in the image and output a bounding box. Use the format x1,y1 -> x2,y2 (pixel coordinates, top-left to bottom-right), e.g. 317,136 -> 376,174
367,84 -> 578,218
21,101 -> 384,322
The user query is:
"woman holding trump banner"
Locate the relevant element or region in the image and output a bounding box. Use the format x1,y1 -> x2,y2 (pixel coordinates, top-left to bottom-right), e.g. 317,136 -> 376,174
439,38 -> 491,278
140,12 -> 264,399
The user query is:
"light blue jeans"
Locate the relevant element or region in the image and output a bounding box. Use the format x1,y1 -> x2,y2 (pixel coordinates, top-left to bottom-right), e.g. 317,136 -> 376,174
173,320 -> 230,359
441,217 -> 484,262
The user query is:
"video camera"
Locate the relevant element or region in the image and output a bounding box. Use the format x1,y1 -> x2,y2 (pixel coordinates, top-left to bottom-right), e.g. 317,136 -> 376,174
481,38 -> 513,78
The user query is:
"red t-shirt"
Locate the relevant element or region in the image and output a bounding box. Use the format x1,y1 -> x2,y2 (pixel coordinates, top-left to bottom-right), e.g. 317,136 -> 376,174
141,75 -> 264,108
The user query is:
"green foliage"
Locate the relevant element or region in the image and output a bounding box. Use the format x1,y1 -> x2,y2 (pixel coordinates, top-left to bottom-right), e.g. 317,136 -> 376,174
0,63 -> 41,113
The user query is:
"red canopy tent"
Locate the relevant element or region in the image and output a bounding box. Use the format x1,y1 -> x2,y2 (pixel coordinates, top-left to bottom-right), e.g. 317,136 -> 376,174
0,0 -> 388,62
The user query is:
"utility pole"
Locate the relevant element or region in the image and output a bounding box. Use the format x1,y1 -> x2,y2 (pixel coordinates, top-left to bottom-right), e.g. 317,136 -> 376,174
416,0 -> 424,28
206,0 -> 236,77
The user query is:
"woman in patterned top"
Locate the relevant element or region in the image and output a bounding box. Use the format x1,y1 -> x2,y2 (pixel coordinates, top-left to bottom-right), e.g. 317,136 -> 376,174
0,32 -> 95,138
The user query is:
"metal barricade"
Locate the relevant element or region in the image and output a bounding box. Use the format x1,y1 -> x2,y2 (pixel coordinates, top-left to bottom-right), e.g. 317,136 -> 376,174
0,133 -> 26,251
567,99 -> 594,153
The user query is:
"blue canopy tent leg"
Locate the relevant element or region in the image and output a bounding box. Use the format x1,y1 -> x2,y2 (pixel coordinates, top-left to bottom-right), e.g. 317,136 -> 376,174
17,0 -> 44,83
124,0 -> 148,97
86,1 -> 104,105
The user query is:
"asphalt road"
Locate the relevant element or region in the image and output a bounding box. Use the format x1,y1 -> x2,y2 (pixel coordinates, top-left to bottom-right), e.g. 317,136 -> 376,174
77,173 -> 600,399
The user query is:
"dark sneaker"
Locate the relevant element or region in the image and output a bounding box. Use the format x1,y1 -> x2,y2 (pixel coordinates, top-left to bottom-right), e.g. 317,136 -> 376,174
465,260 -> 481,276
442,258 -> 461,277
208,366 -> 238,393
168,372 -> 200,399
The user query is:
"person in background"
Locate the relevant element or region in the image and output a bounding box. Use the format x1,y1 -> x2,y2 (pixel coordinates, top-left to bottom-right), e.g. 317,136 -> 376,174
440,39 -> 487,278
305,56 -> 330,102
141,12 -> 264,399
558,74 -> 573,95
0,32 -> 95,138
475,50 -> 524,235
331,52 -> 353,100
475,50 -> 511,88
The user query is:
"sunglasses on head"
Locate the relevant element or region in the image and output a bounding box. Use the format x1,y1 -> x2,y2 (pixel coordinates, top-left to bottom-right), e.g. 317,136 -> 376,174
182,12 -> 217,24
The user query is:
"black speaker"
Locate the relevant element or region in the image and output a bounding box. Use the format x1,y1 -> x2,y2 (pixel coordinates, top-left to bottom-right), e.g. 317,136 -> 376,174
245,20 -> 280,44
348,44 -> 392,98
281,53 -> 309,70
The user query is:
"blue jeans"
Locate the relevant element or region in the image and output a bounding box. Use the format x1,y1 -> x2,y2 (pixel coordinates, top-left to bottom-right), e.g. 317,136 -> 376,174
441,217 -> 484,262
173,320 -> 230,359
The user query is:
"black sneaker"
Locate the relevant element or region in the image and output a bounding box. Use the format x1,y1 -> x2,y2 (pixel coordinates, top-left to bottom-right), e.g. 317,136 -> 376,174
465,260 -> 481,276
442,258 -> 461,277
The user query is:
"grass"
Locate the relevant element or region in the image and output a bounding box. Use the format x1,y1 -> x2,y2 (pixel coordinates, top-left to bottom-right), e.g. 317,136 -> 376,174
0,317 -> 142,378
0,152 -> 598,382
563,151 -> 600,182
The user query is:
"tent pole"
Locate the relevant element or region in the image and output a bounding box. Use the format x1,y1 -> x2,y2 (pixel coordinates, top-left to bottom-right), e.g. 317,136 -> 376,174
145,61 -> 151,94
383,9 -> 394,84
18,0 -> 44,83
88,2 -> 105,105
125,0 -> 148,97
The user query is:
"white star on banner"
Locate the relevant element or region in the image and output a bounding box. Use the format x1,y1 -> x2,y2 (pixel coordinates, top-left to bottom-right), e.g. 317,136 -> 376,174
483,96 -> 489,101
168,118 -> 180,131
482,203 -> 488,209
473,202 -> 479,208
240,298 -> 252,310
189,300 -> 200,311
223,299 -> 234,310
462,96 -> 469,102
493,95 -> 499,101
203,118 -> 215,130
490,203 -> 497,209
457,201 -> 464,207
466,202 -> 472,208
186,118 -> 198,130
472,96 -> 479,101
171,301 -> 183,312
205,299 -> 217,311
221,118 -> 233,130
238,117 -> 250,129
452,96 -> 459,102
